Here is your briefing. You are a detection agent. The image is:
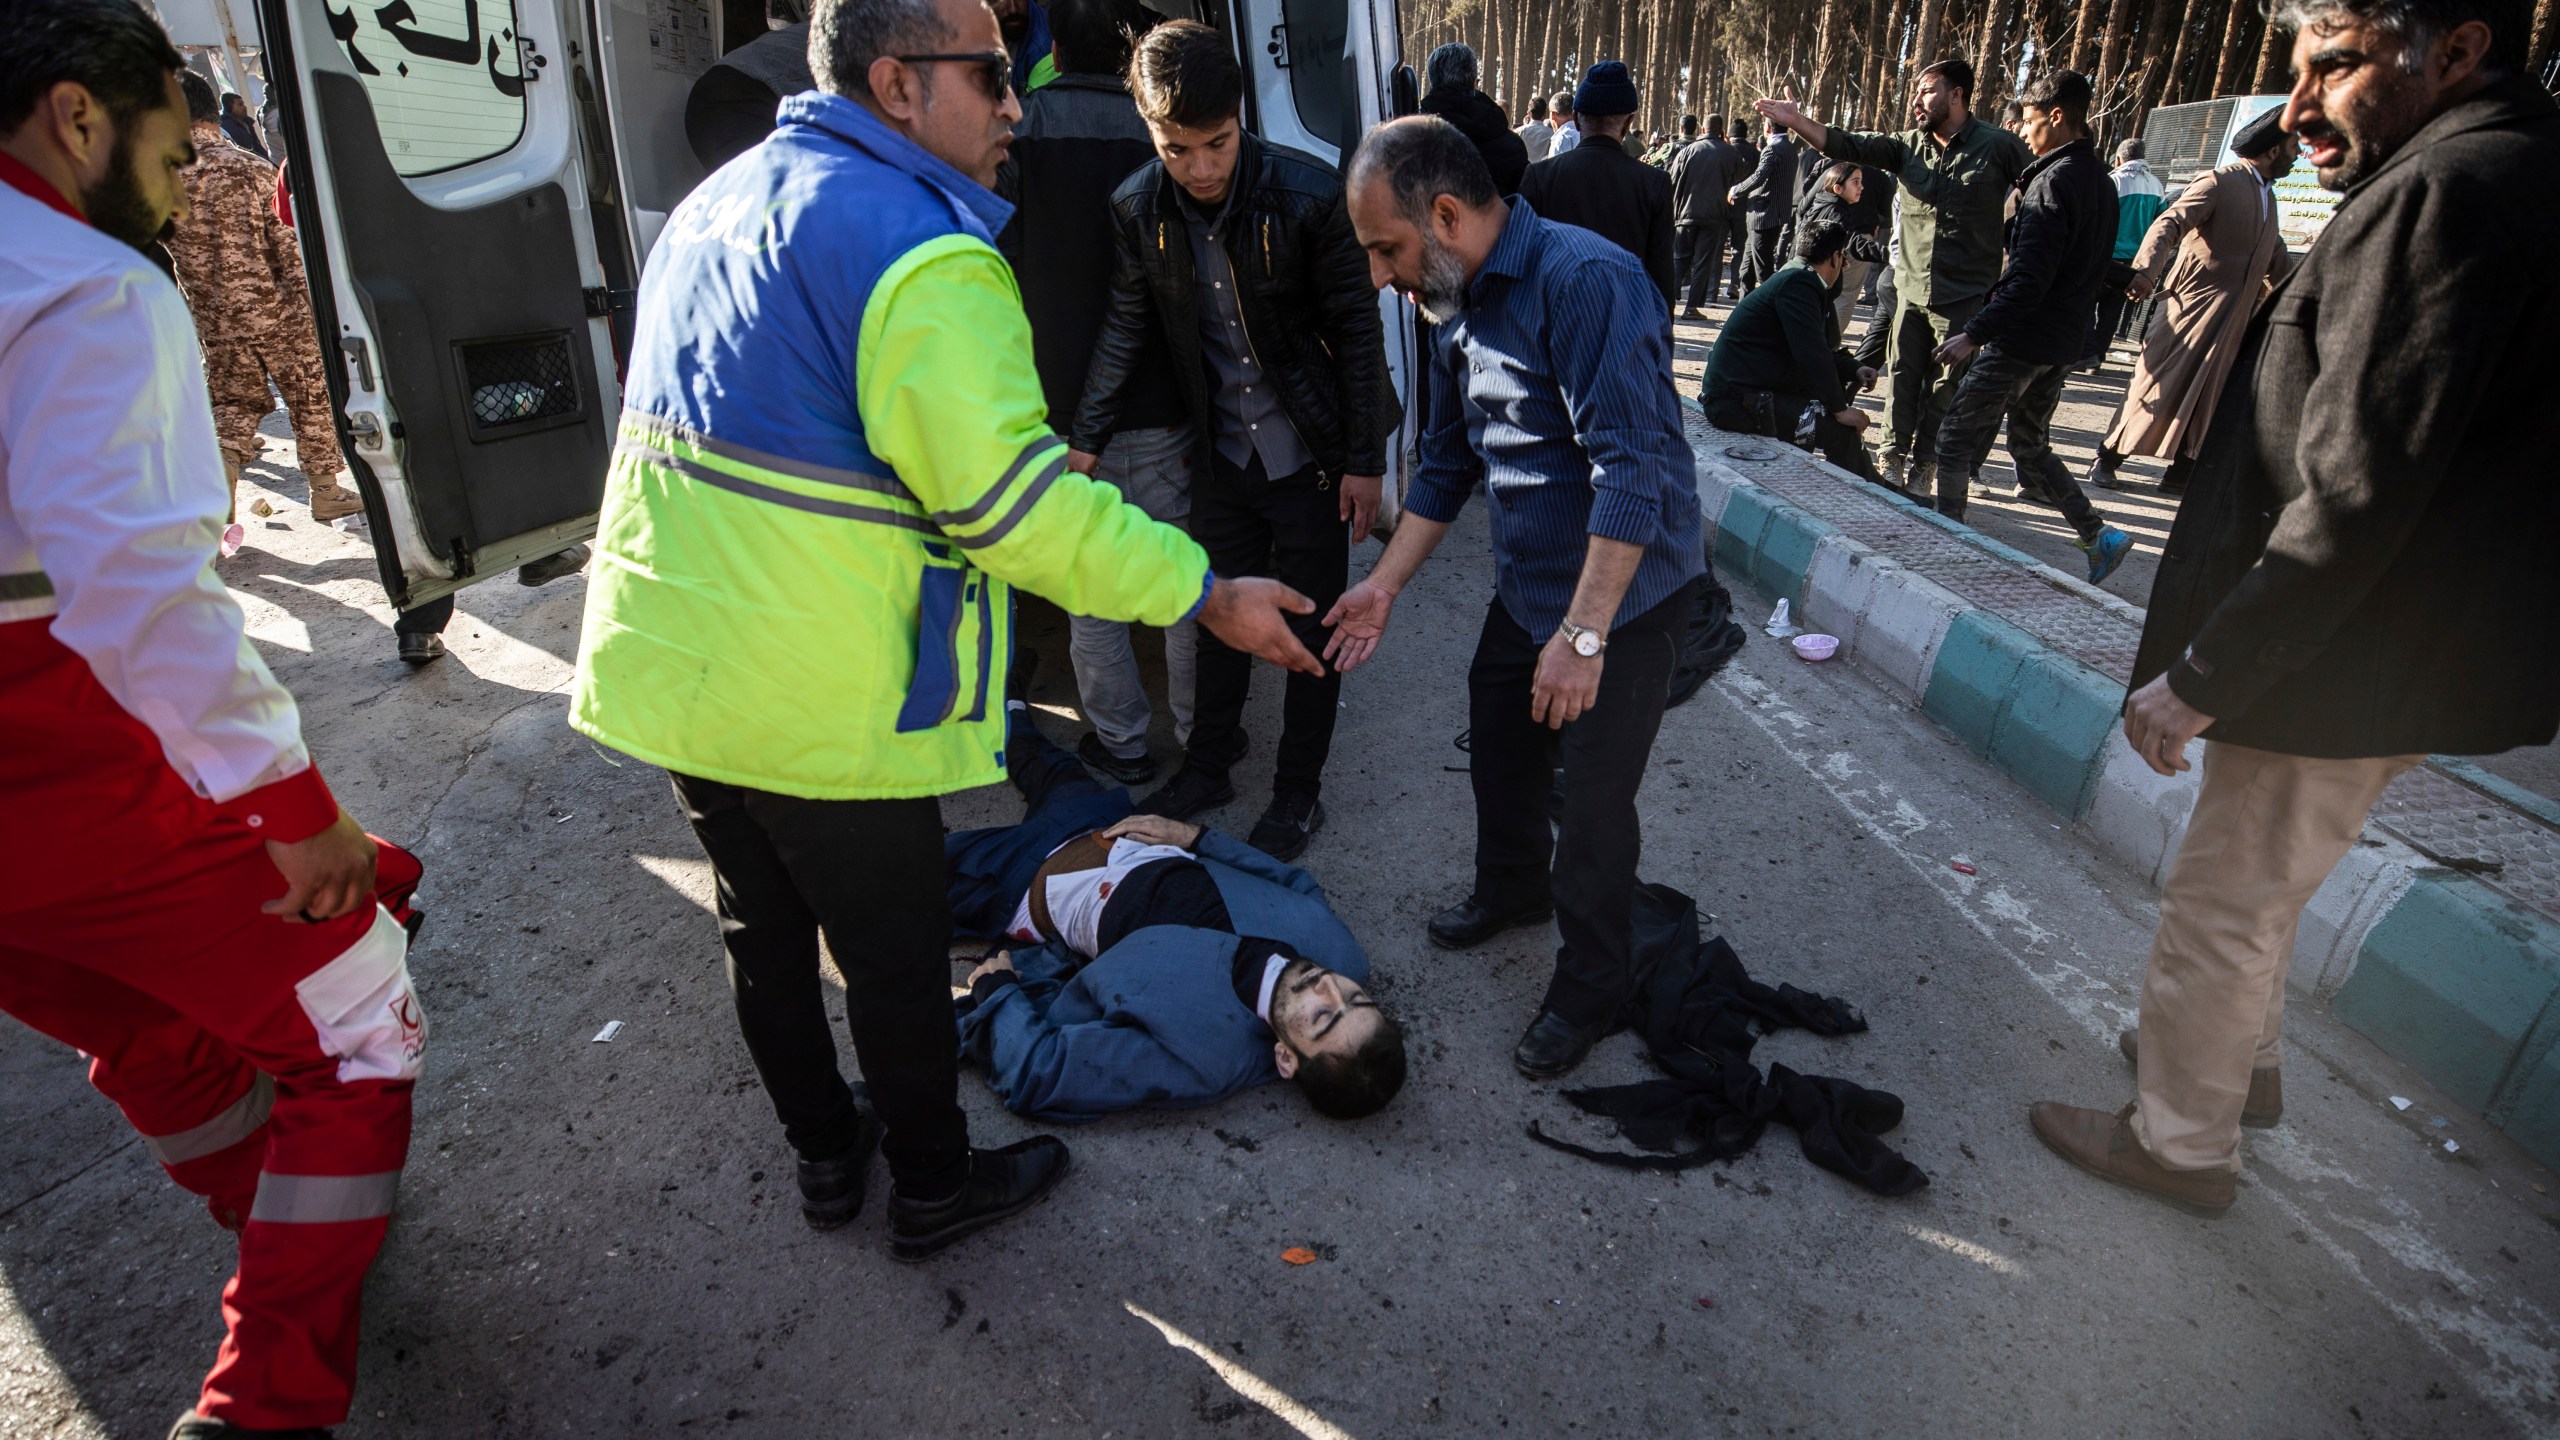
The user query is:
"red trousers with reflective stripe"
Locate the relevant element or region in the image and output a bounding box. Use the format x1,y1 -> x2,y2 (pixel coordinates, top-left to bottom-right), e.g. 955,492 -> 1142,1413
1,634 -> 417,1429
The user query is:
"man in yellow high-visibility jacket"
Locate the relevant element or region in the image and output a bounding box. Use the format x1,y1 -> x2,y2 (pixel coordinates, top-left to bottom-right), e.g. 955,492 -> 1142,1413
571,0 -> 1319,1262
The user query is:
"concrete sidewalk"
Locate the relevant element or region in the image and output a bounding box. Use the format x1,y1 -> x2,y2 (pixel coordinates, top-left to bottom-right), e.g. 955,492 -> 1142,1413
1687,404 -> 2560,1171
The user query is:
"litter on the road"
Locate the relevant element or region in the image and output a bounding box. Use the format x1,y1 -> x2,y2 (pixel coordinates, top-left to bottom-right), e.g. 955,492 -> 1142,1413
249,498 -> 274,517
2390,1096 -> 2413,1110
218,521 -> 244,558
592,1021 -> 624,1043
1764,599 -> 1801,638
1792,633 -> 1840,662
2444,1140 -> 2461,1154
1280,1247 -> 1318,1266
1696,1296 -> 1715,1309
1950,861 -> 1978,876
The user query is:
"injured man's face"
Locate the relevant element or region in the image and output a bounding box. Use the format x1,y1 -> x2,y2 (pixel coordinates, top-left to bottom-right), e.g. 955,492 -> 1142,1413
1267,956 -> 1406,1120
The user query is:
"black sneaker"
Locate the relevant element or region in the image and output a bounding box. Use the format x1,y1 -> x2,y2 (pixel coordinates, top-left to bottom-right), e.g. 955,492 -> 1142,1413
1135,766 -> 1235,822
170,1415 -> 334,1439
397,632 -> 445,666
1247,790 -> 1324,861
516,543 -> 590,587
1077,731 -> 1156,786
796,1104 -> 882,1231
887,1136 -> 1071,1262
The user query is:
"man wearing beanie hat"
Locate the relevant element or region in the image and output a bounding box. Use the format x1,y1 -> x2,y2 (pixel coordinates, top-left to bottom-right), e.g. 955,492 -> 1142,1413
2086,106 -> 2300,496
1519,61 -> 1674,305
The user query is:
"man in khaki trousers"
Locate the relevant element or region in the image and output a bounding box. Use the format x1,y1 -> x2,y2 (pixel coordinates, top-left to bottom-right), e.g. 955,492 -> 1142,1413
2029,0 -> 2560,1212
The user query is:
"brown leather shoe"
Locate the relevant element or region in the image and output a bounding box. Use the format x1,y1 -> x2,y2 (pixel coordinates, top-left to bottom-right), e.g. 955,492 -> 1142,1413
2117,1028 -> 2282,1126
2029,1101 -> 2236,1214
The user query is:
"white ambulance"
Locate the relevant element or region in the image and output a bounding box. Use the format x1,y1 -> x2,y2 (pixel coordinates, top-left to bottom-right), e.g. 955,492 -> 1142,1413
162,0 -> 1417,612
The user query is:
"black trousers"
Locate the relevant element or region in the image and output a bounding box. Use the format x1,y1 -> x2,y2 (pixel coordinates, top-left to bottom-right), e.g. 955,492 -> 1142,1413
1672,219 -> 1733,308
671,774 -> 971,1196
394,593 -> 453,637
2084,289 -> 2129,363
2099,444 -> 2197,491
1739,225 -> 1786,293
1468,582 -> 1691,1028
1184,451 -> 1347,797
1854,260 -> 1896,370
1933,343 -> 2106,541
1704,390 -> 1883,486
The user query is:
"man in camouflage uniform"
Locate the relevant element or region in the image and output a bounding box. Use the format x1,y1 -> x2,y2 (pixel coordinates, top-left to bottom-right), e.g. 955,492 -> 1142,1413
168,70 -> 361,520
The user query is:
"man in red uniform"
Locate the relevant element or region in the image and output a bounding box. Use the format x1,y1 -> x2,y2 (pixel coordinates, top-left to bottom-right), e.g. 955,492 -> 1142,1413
1,3 -> 421,1435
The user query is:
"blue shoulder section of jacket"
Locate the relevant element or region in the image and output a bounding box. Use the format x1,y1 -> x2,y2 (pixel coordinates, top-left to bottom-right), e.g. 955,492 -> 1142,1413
620,93 -> 1015,480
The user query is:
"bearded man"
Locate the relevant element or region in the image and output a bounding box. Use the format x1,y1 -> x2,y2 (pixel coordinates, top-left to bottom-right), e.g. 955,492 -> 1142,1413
1324,116 -> 1705,1083
2031,0 -> 2560,1214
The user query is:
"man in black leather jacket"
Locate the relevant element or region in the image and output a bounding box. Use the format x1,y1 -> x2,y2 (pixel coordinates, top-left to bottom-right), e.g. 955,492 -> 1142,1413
1068,20 -> 1393,862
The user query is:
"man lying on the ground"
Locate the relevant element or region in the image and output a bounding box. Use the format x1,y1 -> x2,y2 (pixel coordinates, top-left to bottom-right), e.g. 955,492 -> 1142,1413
945,716 -> 1405,1123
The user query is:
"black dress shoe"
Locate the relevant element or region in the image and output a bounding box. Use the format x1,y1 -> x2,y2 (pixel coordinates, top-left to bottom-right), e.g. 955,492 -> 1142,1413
515,542 -> 590,587
397,632 -> 445,665
1427,894 -> 1553,950
888,1136 -> 1071,1262
1514,1009 -> 1609,1080
170,1415 -> 334,1439
1076,731 -> 1157,786
795,1105 -> 883,1231
1247,790 -> 1323,861
1135,766 -> 1235,822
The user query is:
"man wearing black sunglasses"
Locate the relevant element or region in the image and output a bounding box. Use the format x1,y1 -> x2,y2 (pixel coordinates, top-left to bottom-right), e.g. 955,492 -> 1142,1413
575,0 -> 1328,1264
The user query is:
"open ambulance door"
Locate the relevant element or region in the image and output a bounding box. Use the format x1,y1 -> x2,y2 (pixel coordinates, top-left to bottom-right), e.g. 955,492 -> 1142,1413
256,0 -> 625,609
1222,0 -> 1418,522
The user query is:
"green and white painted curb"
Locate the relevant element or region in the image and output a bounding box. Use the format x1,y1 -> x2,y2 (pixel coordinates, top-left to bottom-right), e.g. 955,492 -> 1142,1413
1689,429 -> 2560,1169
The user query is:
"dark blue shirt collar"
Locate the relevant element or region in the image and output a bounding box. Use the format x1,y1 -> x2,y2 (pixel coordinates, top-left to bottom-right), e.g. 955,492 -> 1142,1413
779,91 -> 1015,239
1471,197 -> 1541,299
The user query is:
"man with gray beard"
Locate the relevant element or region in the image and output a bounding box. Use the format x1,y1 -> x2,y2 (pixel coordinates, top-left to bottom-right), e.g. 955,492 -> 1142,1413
1324,116 -> 1704,1082
2031,0 -> 2559,1213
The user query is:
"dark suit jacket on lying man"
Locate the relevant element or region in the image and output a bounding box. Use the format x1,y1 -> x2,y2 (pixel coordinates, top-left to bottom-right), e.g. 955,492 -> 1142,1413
946,720 -> 1405,1123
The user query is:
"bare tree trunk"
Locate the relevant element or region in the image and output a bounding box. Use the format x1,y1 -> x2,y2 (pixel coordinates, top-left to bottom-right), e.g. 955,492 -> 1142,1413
1687,0 -> 1718,125
1643,0 -> 1667,130
2163,7 -> 2204,108
2093,0 -> 2139,99
2211,0 -> 2257,99
1870,0 -> 1901,126
2116,0 -> 2182,144
2252,3 -> 2292,92
1974,0 -> 2020,117
1911,0 -> 1947,67
2067,0 -> 2105,70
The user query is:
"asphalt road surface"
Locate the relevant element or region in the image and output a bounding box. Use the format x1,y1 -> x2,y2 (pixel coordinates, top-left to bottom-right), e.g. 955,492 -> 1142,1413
3,416 -> 2556,1439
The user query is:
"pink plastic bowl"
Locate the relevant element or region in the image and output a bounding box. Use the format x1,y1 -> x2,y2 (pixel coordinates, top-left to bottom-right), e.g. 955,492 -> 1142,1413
1793,633 -> 1841,662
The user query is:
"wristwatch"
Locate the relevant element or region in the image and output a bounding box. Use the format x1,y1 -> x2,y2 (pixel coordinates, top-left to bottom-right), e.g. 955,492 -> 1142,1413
1558,619 -> 1607,658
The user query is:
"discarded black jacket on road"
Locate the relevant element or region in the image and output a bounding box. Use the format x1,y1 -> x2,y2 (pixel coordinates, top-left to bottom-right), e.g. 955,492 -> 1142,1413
1530,884 -> 1929,1196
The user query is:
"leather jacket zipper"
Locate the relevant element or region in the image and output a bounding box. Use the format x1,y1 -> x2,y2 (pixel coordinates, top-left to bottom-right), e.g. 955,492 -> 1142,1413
1223,235 -> 1324,489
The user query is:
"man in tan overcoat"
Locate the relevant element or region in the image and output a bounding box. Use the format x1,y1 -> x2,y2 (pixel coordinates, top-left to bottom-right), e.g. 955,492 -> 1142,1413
2088,107 -> 2300,495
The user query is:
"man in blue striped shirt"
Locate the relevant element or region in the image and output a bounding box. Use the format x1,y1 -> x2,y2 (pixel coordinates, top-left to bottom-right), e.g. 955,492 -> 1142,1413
1326,116 -> 1705,1080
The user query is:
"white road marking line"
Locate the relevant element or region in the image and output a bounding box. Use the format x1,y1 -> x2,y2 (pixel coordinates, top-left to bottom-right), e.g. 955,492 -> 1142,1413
1125,1301 -> 1357,1440
1900,1224 -> 2028,1277
1706,660 -> 2560,1436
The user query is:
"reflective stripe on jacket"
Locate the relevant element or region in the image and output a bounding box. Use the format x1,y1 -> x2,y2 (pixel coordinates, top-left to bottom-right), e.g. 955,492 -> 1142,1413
571,94 -> 1208,800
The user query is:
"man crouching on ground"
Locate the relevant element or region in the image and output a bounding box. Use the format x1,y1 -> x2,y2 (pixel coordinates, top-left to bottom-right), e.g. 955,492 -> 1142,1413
943,711 -> 1405,1121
